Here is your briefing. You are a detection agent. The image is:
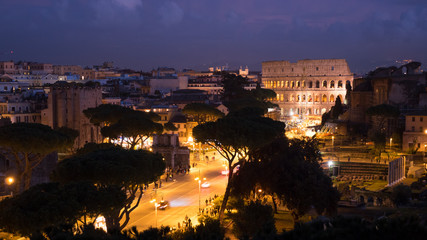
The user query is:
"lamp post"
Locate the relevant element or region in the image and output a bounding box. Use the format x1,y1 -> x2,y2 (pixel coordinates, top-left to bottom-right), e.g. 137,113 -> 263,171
195,176 -> 201,213
5,177 -> 14,196
150,199 -> 159,228
390,138 -> 393,150
332,136 -> 335,146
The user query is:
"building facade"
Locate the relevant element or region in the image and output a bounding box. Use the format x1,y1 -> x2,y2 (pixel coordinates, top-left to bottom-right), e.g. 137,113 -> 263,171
41,83 -> 103,149
262,59 -> 353,122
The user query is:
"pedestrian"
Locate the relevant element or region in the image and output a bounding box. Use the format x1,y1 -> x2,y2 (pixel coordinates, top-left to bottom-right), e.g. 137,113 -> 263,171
205,199 -> 208,206
188,219 -> 192,228
178,222 -> 181,229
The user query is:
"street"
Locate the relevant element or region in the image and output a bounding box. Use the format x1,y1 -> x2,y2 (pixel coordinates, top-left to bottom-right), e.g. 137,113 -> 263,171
125,151 -> 228,231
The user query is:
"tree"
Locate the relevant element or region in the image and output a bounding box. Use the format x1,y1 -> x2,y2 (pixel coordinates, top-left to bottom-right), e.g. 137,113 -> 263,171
101,111 -> 163,149
391,184 -> 412,207
182,103 -> 225,124
331,96 -> 343,119
52,147 -> 166,232
321,97 -> 344,125
221,73 -> 277,114
193,115 -> 285,222
220,72 -> 249,102
83,104 -> 132,126
55,126 -> 80,153
366,104 -> 400,131
231,137 -> 339,220
229,201 -> 276,240
0,123 -> 76,193
163,121 -> 178,133
84,104 -> 163,149
0,182 -> 125,238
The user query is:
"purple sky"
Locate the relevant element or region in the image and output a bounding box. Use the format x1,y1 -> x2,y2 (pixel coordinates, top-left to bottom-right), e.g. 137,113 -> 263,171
1,0 -> 427,74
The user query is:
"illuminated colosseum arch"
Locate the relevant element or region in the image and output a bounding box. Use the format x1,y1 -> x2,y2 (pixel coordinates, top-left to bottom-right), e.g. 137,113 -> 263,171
330,94 -> 335,102
338,80 -> 343,88
316,81 -> 320,88
330,81 -> 335,88
322,80 -> 327,87
308,81 -> 313,88
322,94 -> 327,102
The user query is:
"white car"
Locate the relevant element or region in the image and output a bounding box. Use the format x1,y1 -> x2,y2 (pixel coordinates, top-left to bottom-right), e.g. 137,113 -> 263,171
201,182 -> 210,188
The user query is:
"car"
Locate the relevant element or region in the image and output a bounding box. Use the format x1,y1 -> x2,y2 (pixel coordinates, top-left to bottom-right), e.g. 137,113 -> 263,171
201,182 -> 210,188
157,200 -> 169,210
221,170 -> 229,176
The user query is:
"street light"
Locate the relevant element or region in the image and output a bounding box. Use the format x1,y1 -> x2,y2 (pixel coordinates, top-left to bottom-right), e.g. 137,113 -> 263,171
150,199 -> 159,228
6,177 -> 14,185
390,138 -> 393,149
195,177 -> 201,213
332,136 -> 335,146
5,176 -> 14,196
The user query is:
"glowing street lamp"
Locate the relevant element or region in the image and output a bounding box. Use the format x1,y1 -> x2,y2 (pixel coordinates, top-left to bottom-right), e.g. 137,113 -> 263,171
150,199 -> 159,228
6,177 -> 14,185
390,138 -> 393,149
5,176 -> 14,196
195,177 -> 202,213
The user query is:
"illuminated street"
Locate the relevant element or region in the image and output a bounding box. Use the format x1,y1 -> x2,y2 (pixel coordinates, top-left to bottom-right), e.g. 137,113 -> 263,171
125,151 -> 228,230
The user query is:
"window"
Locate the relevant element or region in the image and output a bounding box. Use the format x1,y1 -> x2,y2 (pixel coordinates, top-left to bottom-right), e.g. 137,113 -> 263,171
331,66 -> 334,71
412,117 -> 415,122
316,67 -> 319,71
330,81 -> 335,88
338,80 -> 343,88
420,127 -> 423,132
322,81 -> 327,87
421,117 -> 424,122
412,126 -> 415,131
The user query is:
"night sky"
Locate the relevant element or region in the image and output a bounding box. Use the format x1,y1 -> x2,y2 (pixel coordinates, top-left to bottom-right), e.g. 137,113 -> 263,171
1,0 -> 427,74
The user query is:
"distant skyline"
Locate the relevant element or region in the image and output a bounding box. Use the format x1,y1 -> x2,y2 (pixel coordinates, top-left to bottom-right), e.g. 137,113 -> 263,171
1,0 -> 427,74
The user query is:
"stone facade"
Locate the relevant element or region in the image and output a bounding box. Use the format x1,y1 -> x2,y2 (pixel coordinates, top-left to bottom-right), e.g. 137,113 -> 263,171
262,59 -> 353,121
152,134 -> 190,170
402,112 -> 427,151
41,83 -> 103,149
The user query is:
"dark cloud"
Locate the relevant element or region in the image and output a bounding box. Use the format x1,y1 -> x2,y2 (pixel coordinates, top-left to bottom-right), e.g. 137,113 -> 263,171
0,0 -> 426,73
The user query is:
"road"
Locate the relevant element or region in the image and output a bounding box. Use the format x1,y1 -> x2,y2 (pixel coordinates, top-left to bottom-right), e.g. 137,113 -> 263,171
124,151 -> 228,231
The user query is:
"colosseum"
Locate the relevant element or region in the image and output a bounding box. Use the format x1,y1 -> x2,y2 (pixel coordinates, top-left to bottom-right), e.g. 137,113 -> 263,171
262,59 -> 353,124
